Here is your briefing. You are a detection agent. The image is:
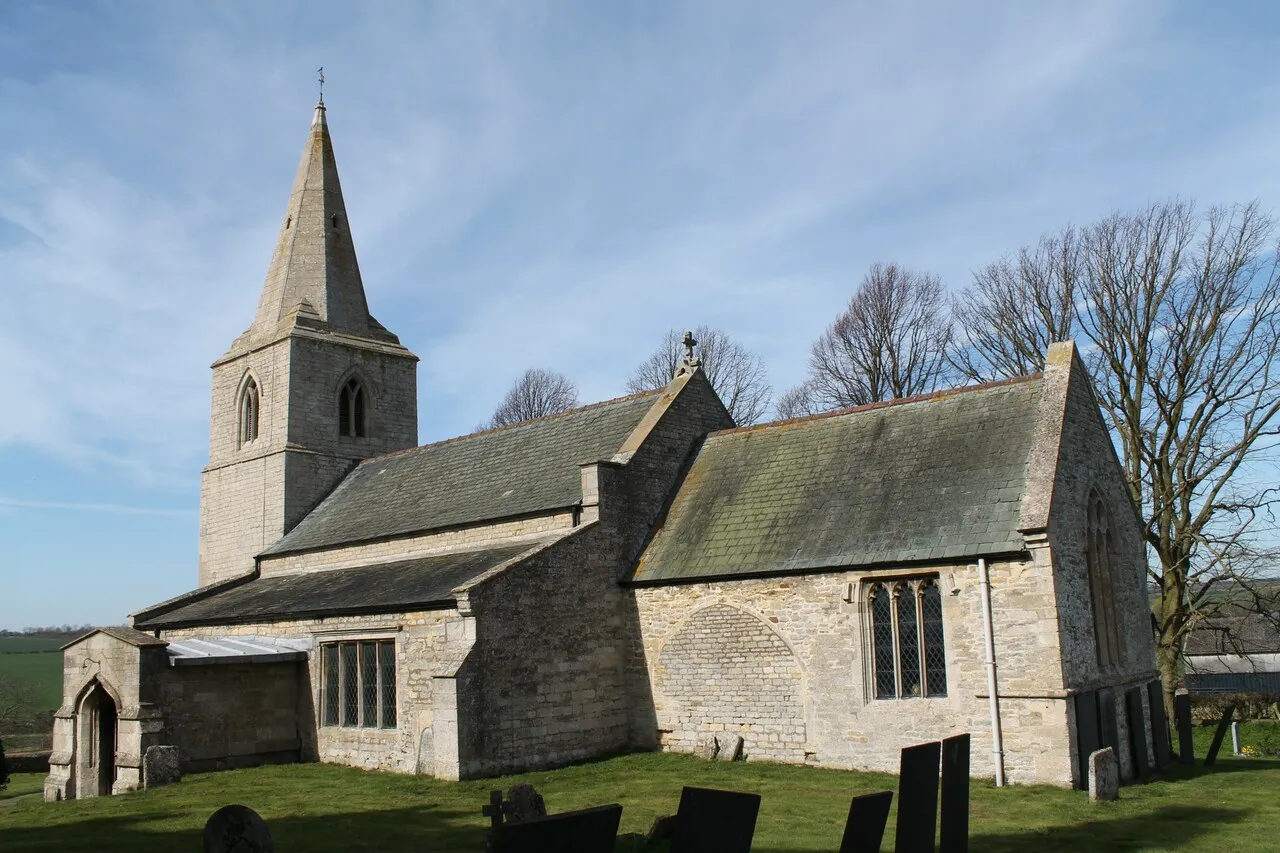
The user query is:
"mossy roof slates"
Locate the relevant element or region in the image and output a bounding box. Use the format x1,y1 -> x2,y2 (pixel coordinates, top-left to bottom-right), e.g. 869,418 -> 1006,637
135,544 -> 534,628
632,379 -> 1042,583
265,392 -> 658,555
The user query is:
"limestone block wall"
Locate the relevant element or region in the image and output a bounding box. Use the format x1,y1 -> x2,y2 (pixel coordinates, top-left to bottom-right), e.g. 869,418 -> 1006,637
631,555 -> 1082,786
259,512 -> 575,576
458,525 -> 631,778
161,607 -> 471,777
159,662 -> 303,771
199,453 -> 287,585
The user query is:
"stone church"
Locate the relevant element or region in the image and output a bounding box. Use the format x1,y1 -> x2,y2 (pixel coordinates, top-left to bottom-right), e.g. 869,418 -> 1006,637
46,101 -> 1157,801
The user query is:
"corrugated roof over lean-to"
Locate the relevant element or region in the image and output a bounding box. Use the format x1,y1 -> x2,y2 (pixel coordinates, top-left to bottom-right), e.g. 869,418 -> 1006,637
263,391 -> 660,556
135,543 -> 539,628
631,377 -> 1043,584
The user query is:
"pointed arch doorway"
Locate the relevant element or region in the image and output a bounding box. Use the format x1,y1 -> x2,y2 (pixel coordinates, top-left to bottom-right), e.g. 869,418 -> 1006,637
76,681 -> 119,797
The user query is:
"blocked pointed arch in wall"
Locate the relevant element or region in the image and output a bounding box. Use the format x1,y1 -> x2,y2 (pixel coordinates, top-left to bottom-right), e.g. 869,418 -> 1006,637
1085,484 -> 1124,668
654,601 -> 806,762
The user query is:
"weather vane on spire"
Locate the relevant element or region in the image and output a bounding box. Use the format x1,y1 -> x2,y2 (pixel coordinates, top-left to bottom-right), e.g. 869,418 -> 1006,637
317,66 -> 325,105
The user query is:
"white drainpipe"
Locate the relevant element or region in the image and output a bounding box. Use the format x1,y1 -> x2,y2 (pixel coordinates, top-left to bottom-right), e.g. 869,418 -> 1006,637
978,557 -> 1006,786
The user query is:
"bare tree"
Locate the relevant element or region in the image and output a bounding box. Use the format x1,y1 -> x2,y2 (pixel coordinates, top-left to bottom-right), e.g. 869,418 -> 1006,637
788,263 -> 952,412
952,199 -> 1280,720
775,380 -> 823,420
951,227 -> 1082,382
625,326 -> 772,425
487,368 -> 580,428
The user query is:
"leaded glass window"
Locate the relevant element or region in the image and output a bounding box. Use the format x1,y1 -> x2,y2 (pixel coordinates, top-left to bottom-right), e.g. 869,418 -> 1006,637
866,577 -> 948,700
322,639 -> 397,729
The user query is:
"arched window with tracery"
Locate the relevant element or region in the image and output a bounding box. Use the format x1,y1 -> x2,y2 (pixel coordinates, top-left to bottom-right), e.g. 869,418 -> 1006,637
1087,489 -> 1122,667
239,377 -> 259,446
338,377 -> 367,438
867,577 -> 948,700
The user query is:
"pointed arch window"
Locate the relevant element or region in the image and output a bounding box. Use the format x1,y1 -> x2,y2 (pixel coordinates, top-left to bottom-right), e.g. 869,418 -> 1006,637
1087,490 -> 1122,667
338,377 -> 367,438
239,377 -> 260,446
867,578 -> 948,699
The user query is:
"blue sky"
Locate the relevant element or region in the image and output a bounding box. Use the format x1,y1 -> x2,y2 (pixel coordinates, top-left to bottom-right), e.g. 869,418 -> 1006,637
1,1 -> 1279,629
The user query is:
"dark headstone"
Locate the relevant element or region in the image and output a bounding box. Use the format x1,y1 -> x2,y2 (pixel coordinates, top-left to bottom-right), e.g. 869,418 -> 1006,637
895,740 -> 941,853
1074,690 -> 1101,790
1175,692 -> 1195,765
1204,705 -> 1236,767
647,813 -> 678,843
1124,687 -> 1150,780
670,786 -> 761,853
142,745 -> 181,789
203,805 -> 274,853
491,803 -> 622,853
1147,680 -> 1172,769
839,790 -> 893,853
939,734 -> 970,853
1097,688 -> 1120,756
504,784 -> 547,822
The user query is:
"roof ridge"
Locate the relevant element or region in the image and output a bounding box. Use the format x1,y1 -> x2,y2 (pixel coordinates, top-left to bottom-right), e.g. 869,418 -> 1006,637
709,373 -> 1044,439
359,387 -> 665,466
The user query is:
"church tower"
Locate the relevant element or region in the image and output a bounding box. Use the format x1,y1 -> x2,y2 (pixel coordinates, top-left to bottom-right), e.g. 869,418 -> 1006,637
198,101 -> 419,586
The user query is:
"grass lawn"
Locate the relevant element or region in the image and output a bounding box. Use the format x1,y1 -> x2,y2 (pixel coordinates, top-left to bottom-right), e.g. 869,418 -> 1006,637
0,638 -> 64,654
1,751 -> 1278,852
0,650 -> 63,713
1,774 -> 46,802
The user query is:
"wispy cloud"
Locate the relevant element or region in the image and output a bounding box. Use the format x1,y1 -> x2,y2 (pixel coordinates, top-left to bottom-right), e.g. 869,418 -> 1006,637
0,495 -> 195,517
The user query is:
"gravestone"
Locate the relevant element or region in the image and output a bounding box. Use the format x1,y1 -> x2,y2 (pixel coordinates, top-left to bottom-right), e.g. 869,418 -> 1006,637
415,727 -> 433,775
670,786 -> 761,853
142,745 -> 181,789
698,736 -> 720,760
491,803 -> 622,853
939,734 -> 970,853
203,804 -> 274,853
717,735 -> 744,762
1088,748 -> 1119,802
1204,705 -> 1236,767
838,790 -> 893,853
1124,687 -> 1150,780
504,784 -> 547,822
1175,691 -> 1195,765
895,740 -> 941,853
1073,690 -> 1101,790
1147,680 -> 1173,769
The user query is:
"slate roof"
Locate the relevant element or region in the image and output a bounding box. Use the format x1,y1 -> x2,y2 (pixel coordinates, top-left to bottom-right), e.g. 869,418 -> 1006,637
1184,614 -> 1280,656
134,543 -> 536,628
631,377 -> 1043,583
264,391 -> 660,555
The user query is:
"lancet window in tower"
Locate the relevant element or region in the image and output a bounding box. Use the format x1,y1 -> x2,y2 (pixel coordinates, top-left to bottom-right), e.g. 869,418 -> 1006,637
1087,489 -> 1123,667
338,377 -> 367,438
239,377 -> 260,446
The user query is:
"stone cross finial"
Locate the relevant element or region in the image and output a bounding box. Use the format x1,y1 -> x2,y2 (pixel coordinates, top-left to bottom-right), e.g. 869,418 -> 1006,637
673,329 -> 702,380
682,330 -> 698,362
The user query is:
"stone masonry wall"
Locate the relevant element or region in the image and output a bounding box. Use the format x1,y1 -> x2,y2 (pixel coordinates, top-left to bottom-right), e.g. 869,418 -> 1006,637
633,554 -> 1080,786
162,607 -> 470,776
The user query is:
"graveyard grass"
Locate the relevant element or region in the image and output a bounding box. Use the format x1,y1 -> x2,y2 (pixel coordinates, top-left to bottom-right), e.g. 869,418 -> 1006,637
1,751 -> 1278,852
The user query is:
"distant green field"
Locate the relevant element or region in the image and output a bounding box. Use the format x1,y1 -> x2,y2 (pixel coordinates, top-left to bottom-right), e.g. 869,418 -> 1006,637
0,650 -> 63,716
0,637 -> 64,653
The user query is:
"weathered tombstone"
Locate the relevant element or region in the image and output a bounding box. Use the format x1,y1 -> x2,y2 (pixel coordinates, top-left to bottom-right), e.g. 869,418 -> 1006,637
1175,691 -> 1195,765
1124,687 -> 1150,780
203,804 -> 274,853
939,734 -> 970,853
142,745 -> 181,789
838,790 -> 893,853
415,727 -> 433,775
894,740 -> 941,853
504,783 -> 547,822
698,736 -> 720,760
1204,705 -> 1236,767
717,735 -> 745,762
1147,680 -> 1173,769
1088,747 -> 1119,802
491,803 -> 622,853
647,813 -> 678,843
670,786 -> 761,853
1073,690 -> 1101,789
1232,721 -> 1242,756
